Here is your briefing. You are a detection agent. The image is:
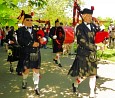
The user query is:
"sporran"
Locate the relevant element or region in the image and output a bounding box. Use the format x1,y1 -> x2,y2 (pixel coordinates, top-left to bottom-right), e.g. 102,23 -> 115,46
30,49 -> 38,61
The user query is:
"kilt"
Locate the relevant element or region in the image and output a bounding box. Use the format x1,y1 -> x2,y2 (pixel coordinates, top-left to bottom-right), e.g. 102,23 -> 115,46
68,55 -> 97,77
22,50 -> 41,70
53,40 -> 63,53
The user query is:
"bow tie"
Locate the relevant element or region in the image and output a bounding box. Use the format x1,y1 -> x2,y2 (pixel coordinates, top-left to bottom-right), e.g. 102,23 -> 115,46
86,23 -> 90,25
27,27 -> 32,29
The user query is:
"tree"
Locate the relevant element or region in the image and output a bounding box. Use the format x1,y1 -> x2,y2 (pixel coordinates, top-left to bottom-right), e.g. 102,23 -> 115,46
97,17 -> 113,31
36,0 -> 85,26
0,0 -> 47,27
37,0 -> 73,26
0,0 -> 18,26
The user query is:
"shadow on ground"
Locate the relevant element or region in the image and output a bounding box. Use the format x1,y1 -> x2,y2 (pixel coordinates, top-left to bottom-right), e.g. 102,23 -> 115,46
0,47 -> 115,98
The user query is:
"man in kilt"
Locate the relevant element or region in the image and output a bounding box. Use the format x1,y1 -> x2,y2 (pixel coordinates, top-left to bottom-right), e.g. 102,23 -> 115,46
17,13 -> 41,95
49,19 -> 65,67
68,8 -> 97,98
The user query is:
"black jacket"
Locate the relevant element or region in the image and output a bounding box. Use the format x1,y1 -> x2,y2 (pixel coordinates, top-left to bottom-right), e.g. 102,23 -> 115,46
17,26 -> 39,53
76,22 -> 97,56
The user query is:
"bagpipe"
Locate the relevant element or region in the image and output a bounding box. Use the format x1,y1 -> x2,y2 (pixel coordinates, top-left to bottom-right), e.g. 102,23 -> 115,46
95,31 -> 109,44
73,0 -> 109,44
37,29 -> 47,45
36,19 -> 50,45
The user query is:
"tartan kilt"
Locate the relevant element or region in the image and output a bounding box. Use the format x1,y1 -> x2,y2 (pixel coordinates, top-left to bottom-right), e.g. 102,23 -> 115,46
53,40 -> 63,53
68,55 -> 97,77
22,51 -> 41,70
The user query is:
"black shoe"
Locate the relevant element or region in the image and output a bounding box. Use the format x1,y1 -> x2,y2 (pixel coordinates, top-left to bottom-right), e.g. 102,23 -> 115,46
35,88 -> 40,95
22,82 -> 27,89
58,64 -> 62,67
72,83 -> 76,93
96,75 -> 99,79
53,59 -> 58,64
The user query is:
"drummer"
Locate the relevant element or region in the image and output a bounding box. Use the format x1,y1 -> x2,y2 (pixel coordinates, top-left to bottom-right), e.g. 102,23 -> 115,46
49,19 -> 65,67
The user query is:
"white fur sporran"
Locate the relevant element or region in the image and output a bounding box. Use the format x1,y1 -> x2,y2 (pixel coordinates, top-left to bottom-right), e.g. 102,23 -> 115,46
53,35 -> 57,39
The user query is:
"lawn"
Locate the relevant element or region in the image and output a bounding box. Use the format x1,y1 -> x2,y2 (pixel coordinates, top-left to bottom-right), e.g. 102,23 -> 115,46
97,48 -> 115,62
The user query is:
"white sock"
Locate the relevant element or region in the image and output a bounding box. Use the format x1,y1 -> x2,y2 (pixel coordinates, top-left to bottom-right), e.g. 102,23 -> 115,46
33,72 -> 40,89
56,53 -> 60,64
74,77 -> 84,88
89,76 -> 96,97
22,73 -> 28,83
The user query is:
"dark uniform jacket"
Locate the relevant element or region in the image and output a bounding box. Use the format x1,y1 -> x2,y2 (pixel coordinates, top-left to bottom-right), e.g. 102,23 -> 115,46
49,26 -> 65,53
5,30 -> 17,45
17,26 -> 41,69
17,26 -> 39,53
6,30 -> 20,62
68,22 -> 98,77
76,22 -> 97,56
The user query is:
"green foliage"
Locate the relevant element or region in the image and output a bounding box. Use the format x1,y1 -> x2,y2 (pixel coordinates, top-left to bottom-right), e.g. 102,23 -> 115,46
97,48 -> 115,62
0,0 -> 19,26
98,17 -> 113,31
37,0 -> 85,26
0,0 -> 47,27
28,0 -> 47,8
104,17 -> 113,31
0,0 -> 114,29
38,0 -> 72,26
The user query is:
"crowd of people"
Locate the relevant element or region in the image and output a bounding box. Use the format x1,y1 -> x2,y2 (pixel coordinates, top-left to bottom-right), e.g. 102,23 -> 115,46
0,8 -> 115,98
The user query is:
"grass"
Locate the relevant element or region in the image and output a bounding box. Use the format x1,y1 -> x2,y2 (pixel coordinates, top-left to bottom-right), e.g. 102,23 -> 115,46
97,48 -> 115,62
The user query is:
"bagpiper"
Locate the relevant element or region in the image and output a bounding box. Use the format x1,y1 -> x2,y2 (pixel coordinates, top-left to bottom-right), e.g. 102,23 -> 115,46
68,8 -> 97,98
17,12 -> 42,95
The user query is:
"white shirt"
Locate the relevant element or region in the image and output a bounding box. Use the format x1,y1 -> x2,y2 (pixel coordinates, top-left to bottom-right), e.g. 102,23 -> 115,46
84,22 -> 91,30
25,26 -> 32,34
100,24 -> 105,31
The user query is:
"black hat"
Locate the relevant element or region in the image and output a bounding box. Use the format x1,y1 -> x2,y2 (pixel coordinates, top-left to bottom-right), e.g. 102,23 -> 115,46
24,14 -> 32,19
81,8 -> 93,14
55,19 -> 59,24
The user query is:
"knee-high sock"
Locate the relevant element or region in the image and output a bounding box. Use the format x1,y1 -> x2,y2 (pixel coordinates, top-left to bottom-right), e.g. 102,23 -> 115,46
56,53 -> 60,64
22,73 -> 28,83
89,76 -> 96,97
33,72 -> 40,89
74,77 -> 85,88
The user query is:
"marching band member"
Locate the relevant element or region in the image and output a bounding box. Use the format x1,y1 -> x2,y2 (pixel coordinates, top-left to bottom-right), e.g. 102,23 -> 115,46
5,26 -> 18,72
17,12 -> 41,95
49,19 -> 65,67
68,8 -> 97,98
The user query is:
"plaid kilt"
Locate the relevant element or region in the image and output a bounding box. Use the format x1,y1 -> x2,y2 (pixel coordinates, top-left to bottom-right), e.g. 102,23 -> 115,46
68,55 -> 97,77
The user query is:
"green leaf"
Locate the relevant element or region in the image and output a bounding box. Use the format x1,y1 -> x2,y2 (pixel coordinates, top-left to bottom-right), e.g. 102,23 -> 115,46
0,19 -> 7,25
8,19 -> 18,26
0,0 -> 4,4
0,4 -> 7,10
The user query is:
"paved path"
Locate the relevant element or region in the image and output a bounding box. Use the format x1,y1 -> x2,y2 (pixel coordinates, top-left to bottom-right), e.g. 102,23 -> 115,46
0,46 -> 115,98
